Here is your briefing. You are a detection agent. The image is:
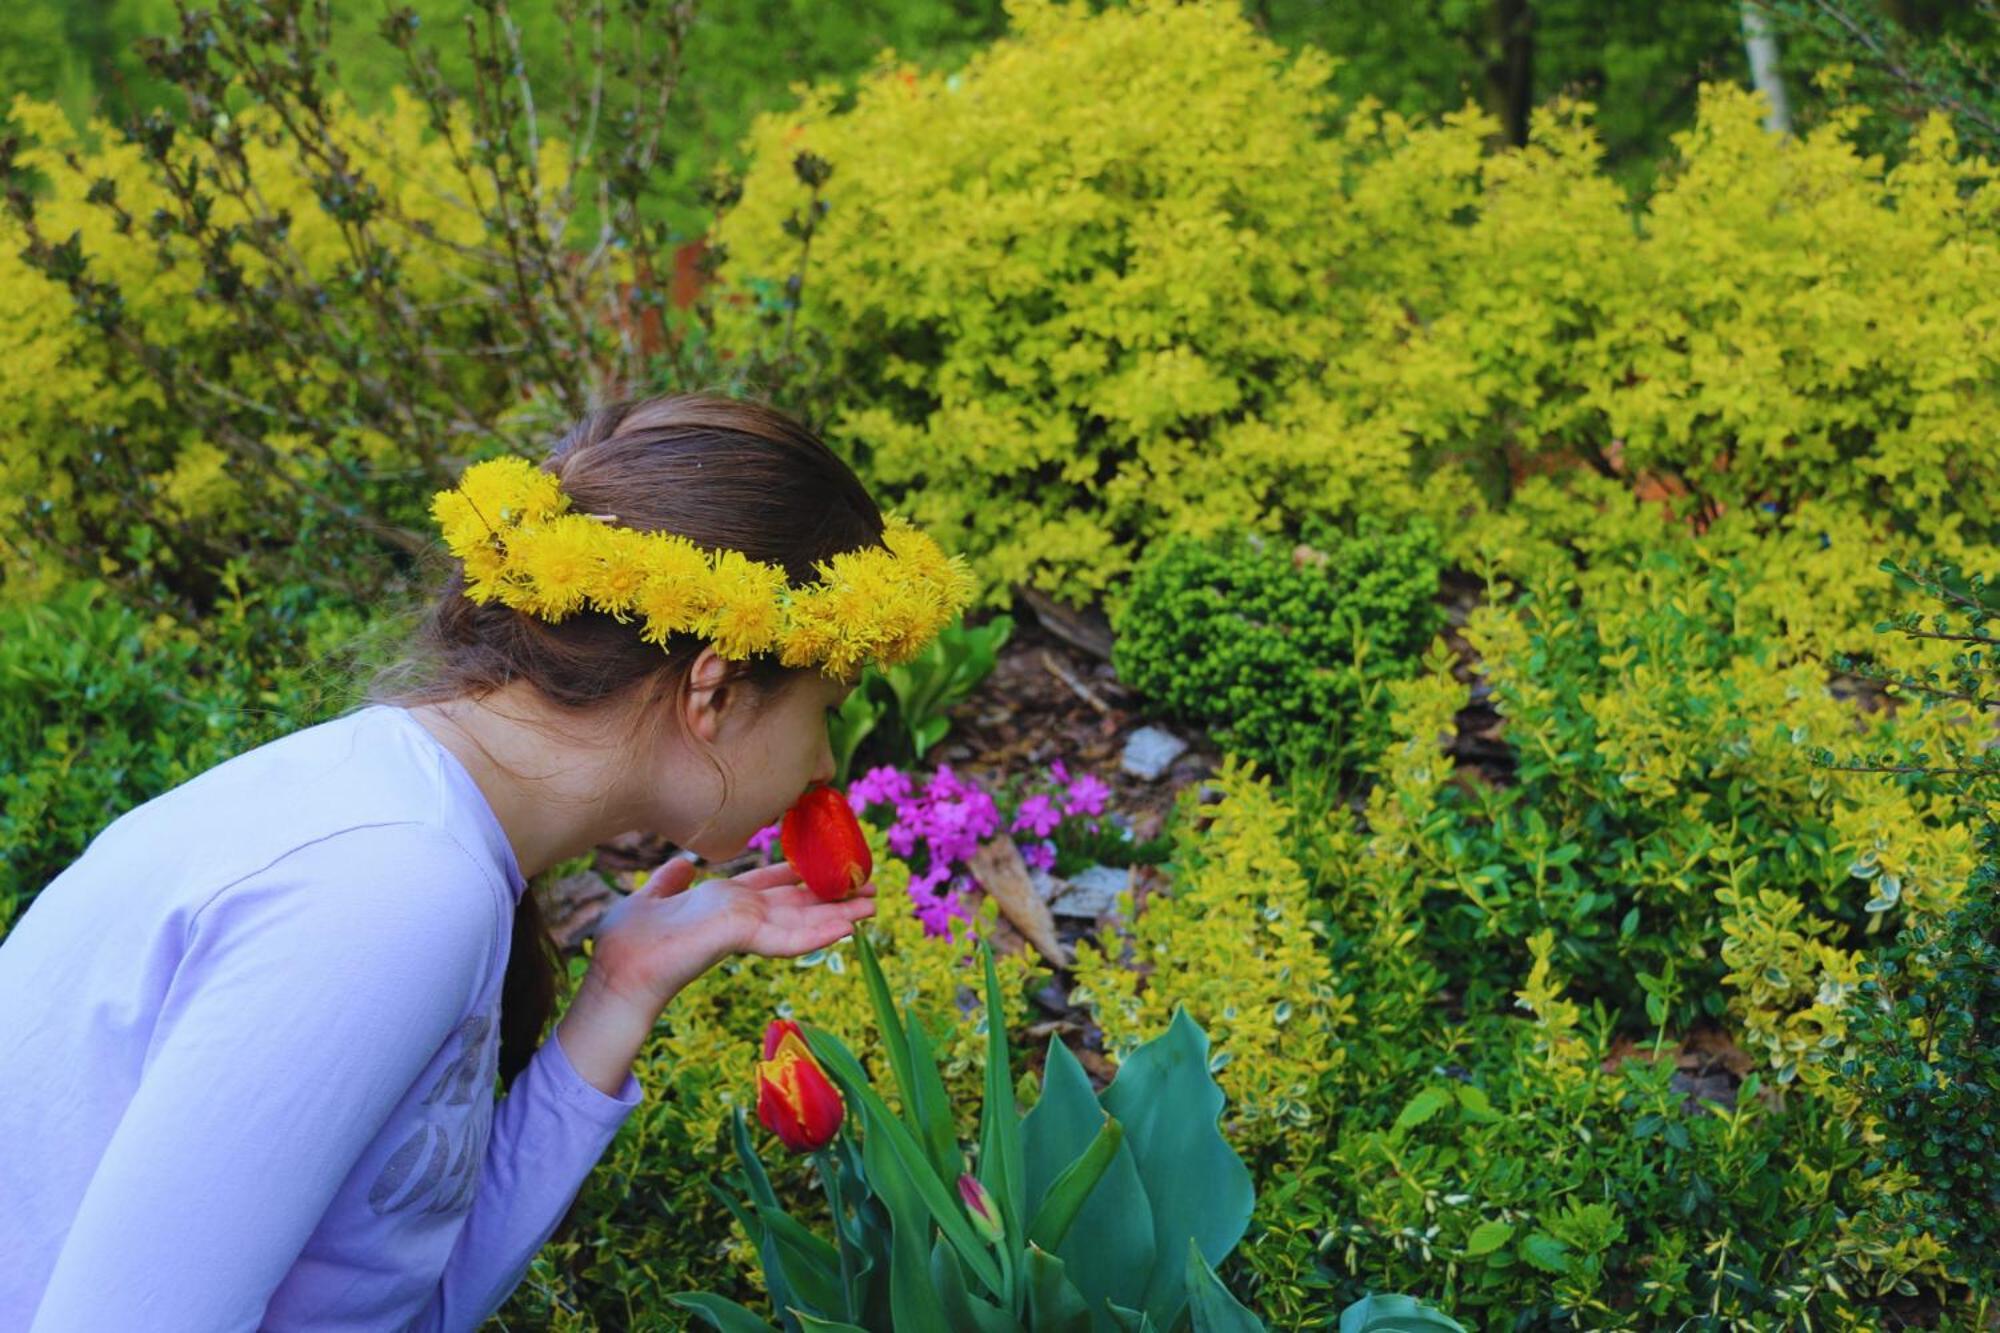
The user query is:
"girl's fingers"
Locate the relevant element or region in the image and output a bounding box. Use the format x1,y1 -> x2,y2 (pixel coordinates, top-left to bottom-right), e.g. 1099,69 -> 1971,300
640,856 -> 699,898
731,860 -> 805,892
759,883 -> 878,915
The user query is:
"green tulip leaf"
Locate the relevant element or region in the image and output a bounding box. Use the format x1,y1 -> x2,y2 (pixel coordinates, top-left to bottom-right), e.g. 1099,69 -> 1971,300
755,1202 -> 845,1319
804,1026 -> 1006,1299
979,940 -> 1028,1252
1023,1035 -> 1156,1319
1026,1113 -> 1124,1252
931,1238 -> 1026,1333
853,1092 -> 956,1333
1185,1238 -> 1266,1332
1107,1303 -> 1160,1333
727,1107 -> 800,1321
669,1292 -> 783,1332
790,1314 -> 870,1332
905,1006 -> 966,1182
1337,1293 -> 1470,1332
1098,1007 -> 1255,1328
851,932 -> 929,1153
1024,1244 -> 1096,1333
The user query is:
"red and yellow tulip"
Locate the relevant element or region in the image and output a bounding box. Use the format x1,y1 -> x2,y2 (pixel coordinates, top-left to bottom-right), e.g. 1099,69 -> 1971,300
756,1019 -> 845,1152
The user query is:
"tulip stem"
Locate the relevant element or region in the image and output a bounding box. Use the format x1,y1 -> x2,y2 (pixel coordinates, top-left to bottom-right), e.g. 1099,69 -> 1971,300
816,1147 -> 858,1323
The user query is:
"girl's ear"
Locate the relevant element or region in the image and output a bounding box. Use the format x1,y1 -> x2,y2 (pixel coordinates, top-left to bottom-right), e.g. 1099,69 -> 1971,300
682,646 -> 736,745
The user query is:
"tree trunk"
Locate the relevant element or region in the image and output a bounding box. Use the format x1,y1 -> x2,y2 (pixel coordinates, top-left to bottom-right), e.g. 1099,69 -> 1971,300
1740,1 -> 1794,134
1486,0 -> 1536,147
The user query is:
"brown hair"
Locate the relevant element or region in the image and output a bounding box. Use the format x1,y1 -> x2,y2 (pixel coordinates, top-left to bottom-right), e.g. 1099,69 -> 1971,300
365,392 -> 884,1098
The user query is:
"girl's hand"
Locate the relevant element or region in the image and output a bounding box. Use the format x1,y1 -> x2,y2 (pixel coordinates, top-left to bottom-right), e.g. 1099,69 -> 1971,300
588,857 -> 878,1015
556,857 -> 878,1098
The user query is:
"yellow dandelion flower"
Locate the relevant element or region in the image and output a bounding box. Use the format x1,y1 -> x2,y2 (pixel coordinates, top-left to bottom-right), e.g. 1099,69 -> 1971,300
707,550 -> 788,659
507,514 -> 603,620
634,535 -> 713,645
589,527 -> 653,619
454,457 -> 566,528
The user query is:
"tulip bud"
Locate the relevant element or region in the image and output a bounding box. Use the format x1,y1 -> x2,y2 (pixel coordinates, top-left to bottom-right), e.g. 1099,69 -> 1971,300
781,783 -> 873,902
958,1173 -> 1005,1244
756,1019 -> 845,1153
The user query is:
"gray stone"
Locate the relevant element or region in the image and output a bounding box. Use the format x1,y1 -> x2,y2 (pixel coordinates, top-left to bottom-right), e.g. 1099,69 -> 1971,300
1120,725 -> 1188,781
1054,864 -> 1130,919
1029,863 -> 1130,918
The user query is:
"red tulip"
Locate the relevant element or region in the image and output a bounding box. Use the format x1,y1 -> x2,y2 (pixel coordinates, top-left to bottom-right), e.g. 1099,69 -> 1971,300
781,783 -> 872,902
756,1019 -> 845,1153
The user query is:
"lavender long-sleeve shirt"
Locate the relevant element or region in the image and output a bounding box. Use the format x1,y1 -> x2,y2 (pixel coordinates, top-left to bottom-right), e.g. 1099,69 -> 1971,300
0,703 -> 643,1331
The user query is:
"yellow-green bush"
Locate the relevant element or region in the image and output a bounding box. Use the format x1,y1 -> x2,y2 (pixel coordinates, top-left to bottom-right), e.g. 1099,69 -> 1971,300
1068,757 -> 1349,1153
0,88 -> 566,607
715,0 -> 1998,603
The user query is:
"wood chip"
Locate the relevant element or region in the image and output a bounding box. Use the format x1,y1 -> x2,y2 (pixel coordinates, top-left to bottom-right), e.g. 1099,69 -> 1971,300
970,835 -> 1072,969
1041,650 -> 1112,715
1014,583 -> 1115,661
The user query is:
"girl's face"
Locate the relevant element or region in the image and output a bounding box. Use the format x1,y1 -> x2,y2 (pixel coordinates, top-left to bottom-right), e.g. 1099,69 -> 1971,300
657,658 -> 853,862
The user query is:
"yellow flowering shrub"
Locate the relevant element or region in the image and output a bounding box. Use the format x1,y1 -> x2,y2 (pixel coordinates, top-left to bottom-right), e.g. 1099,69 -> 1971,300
0,87 -> 567,605
716,0 -> 1998,603
1067,756 -> 1347,1153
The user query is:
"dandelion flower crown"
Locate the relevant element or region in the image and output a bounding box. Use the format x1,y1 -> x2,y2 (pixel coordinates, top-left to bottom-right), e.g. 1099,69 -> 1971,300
430,456 -> 976,678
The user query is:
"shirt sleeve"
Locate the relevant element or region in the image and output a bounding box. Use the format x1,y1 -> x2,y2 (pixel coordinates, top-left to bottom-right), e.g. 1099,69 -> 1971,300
401,1026 -> 643,1332
28,823 -> 497,1333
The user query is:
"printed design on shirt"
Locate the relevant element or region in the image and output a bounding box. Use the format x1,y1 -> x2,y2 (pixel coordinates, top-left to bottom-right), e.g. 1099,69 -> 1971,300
367,1010 -> 497,1218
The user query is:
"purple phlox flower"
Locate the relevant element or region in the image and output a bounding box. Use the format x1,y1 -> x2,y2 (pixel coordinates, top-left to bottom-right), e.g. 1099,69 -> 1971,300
908,862 -> 952,897
1049,758 -> 1070,785
1021,839 -> 1057,872
1011,792 -> 1063,839
748,823 -> 782,858
1064,773 -> 1112,819
913,876 -> 976,939
962,788 -> 1001,839
848,764 -> 912,813
927,763 -> 970,802
887,819 -> 921,859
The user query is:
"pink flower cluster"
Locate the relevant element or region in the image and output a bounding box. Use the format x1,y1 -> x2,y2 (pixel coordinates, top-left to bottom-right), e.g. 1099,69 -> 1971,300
849,763 -> 998,940
1009,758 -> 1112,873
747,758 -> 1121,943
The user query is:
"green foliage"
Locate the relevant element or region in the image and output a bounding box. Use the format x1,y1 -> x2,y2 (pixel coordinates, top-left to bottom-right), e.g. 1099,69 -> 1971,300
1767,0 -> 2000,159
1827,560 -> 2000,1295
0,575 -> 370,928
0,0 -> 799,618
679,931 -> 1462,1332
1078,554 -> 1990,1327
1111,522 -> 1441,777
1256,0 -> 1743,188
1844,887 -> 2000,1295
831,614 -> 1012,784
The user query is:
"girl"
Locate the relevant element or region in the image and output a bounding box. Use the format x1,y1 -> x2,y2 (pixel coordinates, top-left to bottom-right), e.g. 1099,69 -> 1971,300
0,393 -> 972,1331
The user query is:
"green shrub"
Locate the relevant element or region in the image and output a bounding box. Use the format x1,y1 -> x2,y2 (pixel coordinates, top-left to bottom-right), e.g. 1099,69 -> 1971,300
1110,521 -> 1442,776
1831,561 -> 2000,1295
